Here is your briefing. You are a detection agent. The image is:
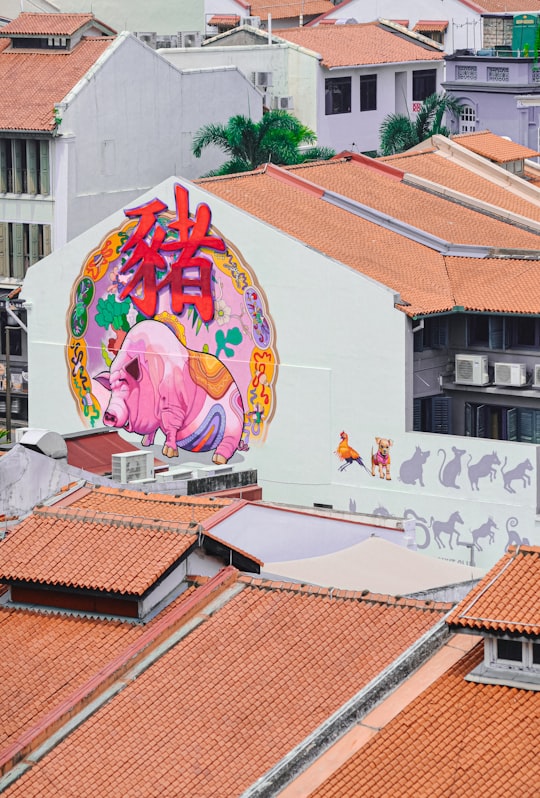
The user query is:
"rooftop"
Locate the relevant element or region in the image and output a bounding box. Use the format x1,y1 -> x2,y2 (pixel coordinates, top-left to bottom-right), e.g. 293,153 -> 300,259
0,12 -> 108,37
0,573 -> 449,796
307,641 -> 538,797
0,506 -> 197,596
446,545 -> 540,636
452,131 -> 539,163
198,155 -> 540,318
275,21 -> 443,68
247,0 -> 333,21
0,33 -> 114,131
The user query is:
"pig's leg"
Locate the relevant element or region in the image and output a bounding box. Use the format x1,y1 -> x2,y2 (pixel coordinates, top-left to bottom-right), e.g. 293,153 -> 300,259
212,390 -> 244,464
141,431 -> 156,447
160,406 -> 186,458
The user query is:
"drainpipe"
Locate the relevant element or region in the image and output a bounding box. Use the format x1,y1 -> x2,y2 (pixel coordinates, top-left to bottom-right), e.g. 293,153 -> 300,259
267,13 -> 271,42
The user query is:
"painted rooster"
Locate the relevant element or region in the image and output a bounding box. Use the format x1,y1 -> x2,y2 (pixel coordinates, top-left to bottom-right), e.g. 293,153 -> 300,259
336,431 -> 370,473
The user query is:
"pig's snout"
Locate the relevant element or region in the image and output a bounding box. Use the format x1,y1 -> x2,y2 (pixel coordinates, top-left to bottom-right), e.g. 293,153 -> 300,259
103,411 -> 117,426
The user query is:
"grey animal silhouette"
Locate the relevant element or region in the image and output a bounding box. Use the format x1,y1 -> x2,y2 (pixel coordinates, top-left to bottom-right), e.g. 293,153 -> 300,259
349,498 -> 357,513
429,511 -> 464,549
438,446 -> 466,489
471,517 -> 497,551
372,505 -> 391,517
467,451 -> 501,491
505,517 -> 530,551
501,457 -> 533,494
399,447 -> 430,487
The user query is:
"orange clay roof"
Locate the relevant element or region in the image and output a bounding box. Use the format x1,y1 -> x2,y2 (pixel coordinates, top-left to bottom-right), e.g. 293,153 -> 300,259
276,21 -> 443,67
198,160 -> 540,317
57,484 -> 233,524
473,0 -> 540,10
208,14 -> 240,25
248,0 -> 333,20
308,643 -> 539,798
0,576 -> 449,797
379,148 -> 540,224
0,35 -> 113,132
446,545 -> 540,635
0,585 -> 197,749
0,506 -> 197,595
286,158 -> 540,249
453,130 -> 539,162
413,19 -> 449,31
0,12 -> 98,36
447,256 -> 540,314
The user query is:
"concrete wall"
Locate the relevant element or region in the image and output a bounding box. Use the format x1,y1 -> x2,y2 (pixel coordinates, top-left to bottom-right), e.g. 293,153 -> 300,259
21,175 -> 540,571
52,34 -> 261,244
316,62 -> 445,154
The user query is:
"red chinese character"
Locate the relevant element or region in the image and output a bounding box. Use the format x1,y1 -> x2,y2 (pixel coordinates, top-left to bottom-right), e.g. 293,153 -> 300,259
158,184 -> 225,322
119,199 -> 168,317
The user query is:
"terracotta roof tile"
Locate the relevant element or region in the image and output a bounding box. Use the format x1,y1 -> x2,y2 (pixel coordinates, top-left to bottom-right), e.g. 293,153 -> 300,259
0,506 -> 197,595
472,0 -> 540,11
446,545 -> 540,635
413,19 -> 449,32
453,130 -> 539,162
0,13 -> 96,36
62,484 -> 232,524
308,643 -> 539,797
0,36 -> 113,131
248,0 -> 333,20
446,256 -> 540,314
0,581 -> 448,797
276,21 -> 443,67
379,148 -> 540,224
0,585 -> 197,750
208,14 -> 241,25
199,160 -> 540,318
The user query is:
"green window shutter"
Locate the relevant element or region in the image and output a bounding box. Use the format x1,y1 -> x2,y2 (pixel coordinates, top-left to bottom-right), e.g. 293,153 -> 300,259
505,407 -> 518,441
12,140 -> 23,194
0,140 -> 7,194
12,223 -> 25,278
29,224 -> 40,265
39,140 -> 50,194
42,224 -> 51,256
26,140 -> 38,194
0,222 -> 8,277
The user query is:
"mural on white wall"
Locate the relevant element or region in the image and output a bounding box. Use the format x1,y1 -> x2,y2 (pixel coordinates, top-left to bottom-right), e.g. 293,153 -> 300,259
66,183 -> 278,463
343,437 -> 535,569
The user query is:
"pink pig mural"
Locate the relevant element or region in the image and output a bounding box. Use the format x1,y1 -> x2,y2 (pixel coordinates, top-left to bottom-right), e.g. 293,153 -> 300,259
95,320 -> 244,463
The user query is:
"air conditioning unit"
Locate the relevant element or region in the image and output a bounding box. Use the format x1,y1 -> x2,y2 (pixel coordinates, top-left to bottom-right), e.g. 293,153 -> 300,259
533,364 -> 540,388
179,31 -> 202,47
455,354 -> 489,386
274,95 -> 294,110
112,450 -> 154,483
494,362 -> 527,387
244,15 -> 261,27
252,71 -> 273,88
14,427 -> 30,443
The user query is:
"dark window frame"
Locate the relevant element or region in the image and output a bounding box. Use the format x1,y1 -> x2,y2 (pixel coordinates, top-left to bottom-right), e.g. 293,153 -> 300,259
360,74 -> 377,111
325,76 -> 352,115
412,68 -> 437,101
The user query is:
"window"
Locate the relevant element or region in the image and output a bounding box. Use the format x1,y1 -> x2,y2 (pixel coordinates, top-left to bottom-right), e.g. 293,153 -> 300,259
0,138 -> 50,195
0,223 -> 51,279
413,396 -> 452,434
412,69 -> 436,101
325,77 -> 351,115
497,639 -> 523,662
487,637 -> 540,671
414,316 -> 448,351
459,105 -> 476,133
360,74 -> 377,111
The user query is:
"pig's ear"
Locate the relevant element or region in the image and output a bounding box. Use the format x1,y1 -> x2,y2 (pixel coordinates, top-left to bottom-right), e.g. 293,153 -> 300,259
125,356 -> 141,381
94,372 -> 111,390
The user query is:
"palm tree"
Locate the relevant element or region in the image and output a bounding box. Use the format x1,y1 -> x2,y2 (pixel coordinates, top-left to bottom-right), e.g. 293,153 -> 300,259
379,92 -> 463,157
192,110 -> 335,176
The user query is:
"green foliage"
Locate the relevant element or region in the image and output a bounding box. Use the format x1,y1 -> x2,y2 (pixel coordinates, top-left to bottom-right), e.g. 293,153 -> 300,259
192,110 -> 335,176
95,294 -> 131,331
379,92 -> 463,157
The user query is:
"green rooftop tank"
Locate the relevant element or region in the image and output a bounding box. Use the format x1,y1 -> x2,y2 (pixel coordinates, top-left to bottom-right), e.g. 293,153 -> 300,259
512,14 -> 540,56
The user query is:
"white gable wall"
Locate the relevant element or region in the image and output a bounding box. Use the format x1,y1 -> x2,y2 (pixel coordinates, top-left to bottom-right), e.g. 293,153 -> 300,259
52,34 -> 262,244
318,0 -> 483,52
